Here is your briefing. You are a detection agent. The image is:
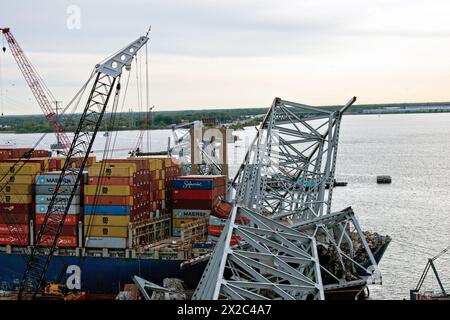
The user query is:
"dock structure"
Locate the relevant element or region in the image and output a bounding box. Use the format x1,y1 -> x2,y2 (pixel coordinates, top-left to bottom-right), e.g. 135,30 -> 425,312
194,97 -> 385,299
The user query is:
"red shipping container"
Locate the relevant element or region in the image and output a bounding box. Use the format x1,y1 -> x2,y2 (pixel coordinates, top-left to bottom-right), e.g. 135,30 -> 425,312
0,234 -> 29,246
173,199 -> 215,210
35,214 -> 79,225
0,213 -> 30,224
0,223 -> 29,234
84,195 -> 134,206
36,224 -> 77,236
37,235 -> 77,247
173,189 -> 214,200
0,203 -> 32,215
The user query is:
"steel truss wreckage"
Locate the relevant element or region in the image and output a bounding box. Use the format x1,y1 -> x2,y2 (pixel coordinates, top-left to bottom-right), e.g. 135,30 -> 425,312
193,205 -> 324,300
194,97 -> 389,300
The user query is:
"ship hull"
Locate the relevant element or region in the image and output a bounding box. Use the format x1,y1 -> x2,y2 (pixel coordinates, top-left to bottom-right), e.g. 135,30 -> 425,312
0,252 -> 205,293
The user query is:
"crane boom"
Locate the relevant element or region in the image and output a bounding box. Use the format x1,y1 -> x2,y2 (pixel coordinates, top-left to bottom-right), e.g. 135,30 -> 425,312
1,27 -> 71,151
17,35 -> 149,300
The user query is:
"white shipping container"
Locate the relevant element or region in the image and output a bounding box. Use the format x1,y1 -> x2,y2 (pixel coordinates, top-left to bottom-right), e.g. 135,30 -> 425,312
84,237 -> 127,249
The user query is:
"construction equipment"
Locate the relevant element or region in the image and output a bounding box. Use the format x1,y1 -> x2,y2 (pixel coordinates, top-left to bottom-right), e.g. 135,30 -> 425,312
17,34 -> 149,300
0,28 -> 71,152
411,245 -> 450,300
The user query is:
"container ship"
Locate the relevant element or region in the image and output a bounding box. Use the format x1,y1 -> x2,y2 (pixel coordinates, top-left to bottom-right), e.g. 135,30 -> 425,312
0,149 -> 229,295
0,147 -> 390,299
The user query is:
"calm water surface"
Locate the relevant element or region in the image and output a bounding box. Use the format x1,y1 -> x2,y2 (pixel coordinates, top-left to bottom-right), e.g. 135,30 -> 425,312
2,113 -> 450,300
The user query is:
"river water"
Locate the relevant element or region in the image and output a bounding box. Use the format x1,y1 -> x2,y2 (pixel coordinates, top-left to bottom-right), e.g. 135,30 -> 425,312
1,113 -> 450,300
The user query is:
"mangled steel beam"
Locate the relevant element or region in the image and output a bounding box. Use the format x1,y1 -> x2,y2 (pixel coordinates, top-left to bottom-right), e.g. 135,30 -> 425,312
192,205 -> 324,300
232,97 -> 356,221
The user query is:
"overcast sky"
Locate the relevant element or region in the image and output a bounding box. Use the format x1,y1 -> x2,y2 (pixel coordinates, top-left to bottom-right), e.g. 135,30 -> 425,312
1,0 -> 450,115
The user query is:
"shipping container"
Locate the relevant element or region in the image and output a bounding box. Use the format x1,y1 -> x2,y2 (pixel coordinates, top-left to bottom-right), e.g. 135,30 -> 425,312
35,173 -> 85,185
0,203 -> 32,214
0,184 -> 32,195
84,195 -> 133,206
211,199 -> 233,219
88,176 -> 135,186
35,195 -> 80,205
84,185 -> 131,196
0,162 -> 41,175
83,215 -> 129,227
88,163 -> 137,177
84,226 -> 128,238
2,158 -> 50,171
173,199 -> 215,210
0,223 -> 29,234
2,195 -> 33,204
172,228 -> 181,237
101,159 -> 148,171
36,224 -> 77,236
0,212 -> 29,224
35,214 -> 79,225
36,204 -> 81,215
1,174 -> 34,184
173,209 -> 211,219
0,234 -> 29,246
84,205 -> 131,215
173,179 -> 214,190
35,185 -> 81,195
173,189 -> 217,200
37,235 -> 77,247
84,236 -> 127,249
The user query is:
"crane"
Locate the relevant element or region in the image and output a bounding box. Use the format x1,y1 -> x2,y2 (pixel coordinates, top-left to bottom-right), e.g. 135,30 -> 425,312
0,27 -> 71,152
17,34 -> 149,300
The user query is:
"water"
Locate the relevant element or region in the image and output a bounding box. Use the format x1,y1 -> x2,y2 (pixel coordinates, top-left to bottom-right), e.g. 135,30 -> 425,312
2,113 -> 450,300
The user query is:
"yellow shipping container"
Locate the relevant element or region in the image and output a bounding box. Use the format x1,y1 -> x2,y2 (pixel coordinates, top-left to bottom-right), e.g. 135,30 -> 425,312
85,226 -> 128,238
0,163 -> 41,175
2,194 -> 33,204
84,185 -> 131,196
149,159 -> 163,171
0,175 -> 34,184
160,170 -> 166,180
88,163 -> 137,177
159,180 -> 164,190
172,218 -> 197,228
161,190 -> 165,200
84,215 -> 129,227
0,184 -> 32,195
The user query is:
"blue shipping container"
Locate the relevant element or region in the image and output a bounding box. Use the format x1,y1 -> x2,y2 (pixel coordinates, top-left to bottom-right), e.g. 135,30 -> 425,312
172,228 -> 181,237
173,179 -> 213,190
84,205 -> 131,216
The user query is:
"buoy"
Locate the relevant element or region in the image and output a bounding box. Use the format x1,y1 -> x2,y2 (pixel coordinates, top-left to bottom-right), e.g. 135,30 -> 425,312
377,175 -> 391,184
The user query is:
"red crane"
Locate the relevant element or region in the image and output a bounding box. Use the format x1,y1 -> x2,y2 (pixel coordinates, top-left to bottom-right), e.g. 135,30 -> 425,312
1,27 -> 71,151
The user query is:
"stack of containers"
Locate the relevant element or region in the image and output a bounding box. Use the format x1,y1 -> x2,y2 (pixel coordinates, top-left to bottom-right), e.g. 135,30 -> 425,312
148,158 -> 165,219
163,158 -> 182,212
35,171 -> 86,247
0,161 -> 41,246
172,175 -> 226,237
207,199 -> 246,245
84,160 -> 149,249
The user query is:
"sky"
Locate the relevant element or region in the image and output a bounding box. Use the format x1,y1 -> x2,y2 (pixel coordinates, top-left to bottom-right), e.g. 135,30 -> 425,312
2,0 -> 450,115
